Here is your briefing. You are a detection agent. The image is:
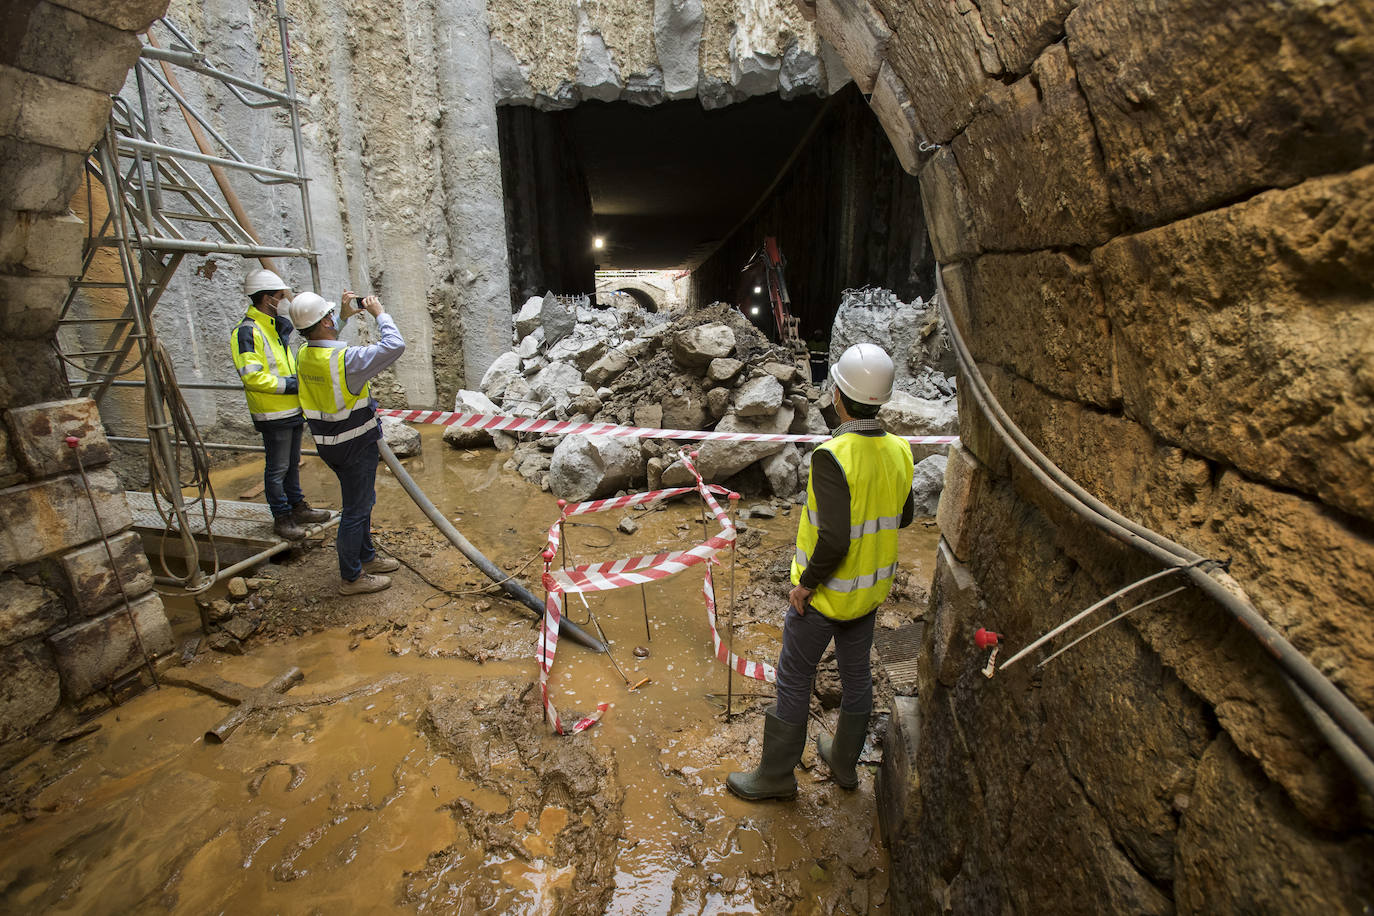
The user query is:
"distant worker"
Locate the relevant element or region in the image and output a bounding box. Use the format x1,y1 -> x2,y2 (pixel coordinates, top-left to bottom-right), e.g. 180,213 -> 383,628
728,343 -> 915,800
231,268 -> 331,540
288,289 -> 405,595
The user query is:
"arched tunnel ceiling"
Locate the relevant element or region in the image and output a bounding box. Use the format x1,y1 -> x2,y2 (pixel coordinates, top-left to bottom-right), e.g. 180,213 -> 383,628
562,94 -> 828,271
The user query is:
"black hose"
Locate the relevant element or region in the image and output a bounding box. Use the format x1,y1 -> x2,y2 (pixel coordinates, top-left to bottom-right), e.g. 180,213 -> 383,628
376,440 -> 605,653
938,296 -> 1374,794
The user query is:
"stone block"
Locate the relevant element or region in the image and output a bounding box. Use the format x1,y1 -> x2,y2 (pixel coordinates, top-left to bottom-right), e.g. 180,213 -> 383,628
0,638 -> 61,743
7,397 -> 110,477
0,137 -> 85,212
920,147 -> 978,263
935,444 -> 983,562
0,427 -> 20,488
0,64 -> 113,154
882,0 -> 993,143
9,1 -> 143,93
0,274 -> 69,339
815,0 -> 891,94
48,590 -> 173,700
0,468 -> 131,571
0,334 -> 68,407
1041,618 -> 1212,885
45,0 -> 169,32
876,694 -> 919,845
926,539 -> 978,690
1093,166 -> 1374,522
1067,0 -> 1374,229
950,44 -> 1121,251
868,62 -> 926,175
0,576 -> 65,647
58,530 -> 153,618
0,209 -> 85,276
965,250 -> 1118,409
1175,736 -> 1374,913
1006,743 -> 1171,914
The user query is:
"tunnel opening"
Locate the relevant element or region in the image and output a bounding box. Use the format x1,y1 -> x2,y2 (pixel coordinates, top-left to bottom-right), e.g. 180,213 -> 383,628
496,84 -> 936,345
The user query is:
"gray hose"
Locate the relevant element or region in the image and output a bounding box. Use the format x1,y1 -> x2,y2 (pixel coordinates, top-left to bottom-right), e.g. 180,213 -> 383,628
938,296 -> 1374,796
377,440 -> 605,653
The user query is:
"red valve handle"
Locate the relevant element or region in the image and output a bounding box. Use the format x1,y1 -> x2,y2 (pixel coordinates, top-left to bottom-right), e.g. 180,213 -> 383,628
974,627 -> 1001,650
65,436 -> 80,448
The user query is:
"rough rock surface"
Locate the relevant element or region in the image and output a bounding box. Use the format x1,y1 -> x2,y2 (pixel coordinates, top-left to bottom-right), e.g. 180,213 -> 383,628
380,416 -> 421,458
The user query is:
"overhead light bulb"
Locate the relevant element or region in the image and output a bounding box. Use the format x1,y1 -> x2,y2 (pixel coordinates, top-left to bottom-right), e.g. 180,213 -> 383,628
750,306 -> 760,316
593,237 -> 605,250
753,285 -> 762,294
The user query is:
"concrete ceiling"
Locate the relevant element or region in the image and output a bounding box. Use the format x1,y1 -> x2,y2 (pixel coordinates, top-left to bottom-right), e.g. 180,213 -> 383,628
561,94 -> 828,271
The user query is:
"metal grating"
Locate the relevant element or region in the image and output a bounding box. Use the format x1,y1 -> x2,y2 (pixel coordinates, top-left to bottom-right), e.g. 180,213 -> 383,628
126,491 -> 336,547
875,621 -> 923,694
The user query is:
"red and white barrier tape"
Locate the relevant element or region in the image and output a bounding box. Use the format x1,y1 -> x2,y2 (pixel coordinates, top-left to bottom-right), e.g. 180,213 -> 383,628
537,451 -> 774,734
378,408 -> 960,446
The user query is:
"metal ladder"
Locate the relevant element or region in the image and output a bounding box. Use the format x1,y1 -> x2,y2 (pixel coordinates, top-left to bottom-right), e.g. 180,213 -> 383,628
54,3 -> 319,590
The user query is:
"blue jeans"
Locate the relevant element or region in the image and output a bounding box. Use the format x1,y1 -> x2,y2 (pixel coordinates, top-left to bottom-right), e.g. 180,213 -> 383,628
773,605 -> 877,725
326,441 -> 379,582
260,424 -> 305,517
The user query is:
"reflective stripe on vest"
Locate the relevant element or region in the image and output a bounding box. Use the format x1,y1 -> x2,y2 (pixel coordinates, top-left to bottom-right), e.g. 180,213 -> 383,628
297,344 -> 374,453
790,432 -> 914,620
230,307 -> 300,422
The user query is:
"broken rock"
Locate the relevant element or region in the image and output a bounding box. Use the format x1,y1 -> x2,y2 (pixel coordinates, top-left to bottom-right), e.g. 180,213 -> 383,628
549,434 -> 647,501
734,374 -> 785,417
671,323 -> 736,368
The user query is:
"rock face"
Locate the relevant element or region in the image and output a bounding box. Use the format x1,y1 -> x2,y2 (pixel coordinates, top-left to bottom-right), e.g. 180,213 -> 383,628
487,0 -> 844,111
837,0 -> 1374,910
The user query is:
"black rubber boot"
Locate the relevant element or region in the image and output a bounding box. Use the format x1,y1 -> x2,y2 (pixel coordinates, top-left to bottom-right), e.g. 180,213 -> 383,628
292,501 -> 331,525
817,709 -> 870,790
273,515 -> 305,540
726,710 -> 807,801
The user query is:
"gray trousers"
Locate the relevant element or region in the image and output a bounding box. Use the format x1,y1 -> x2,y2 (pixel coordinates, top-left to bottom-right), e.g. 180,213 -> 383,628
773,605 -> 877,725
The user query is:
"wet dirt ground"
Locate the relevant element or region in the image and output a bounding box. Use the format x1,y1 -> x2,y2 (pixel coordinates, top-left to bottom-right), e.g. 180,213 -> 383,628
0,425 -> 939,914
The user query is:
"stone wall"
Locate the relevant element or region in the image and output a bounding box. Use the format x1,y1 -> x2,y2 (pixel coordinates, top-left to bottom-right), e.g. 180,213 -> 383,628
1,1 -> 176,759
822,0 -> 1374,910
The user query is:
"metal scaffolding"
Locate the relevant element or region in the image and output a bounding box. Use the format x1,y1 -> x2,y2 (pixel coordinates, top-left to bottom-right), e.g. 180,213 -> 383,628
55,2 -> 319,592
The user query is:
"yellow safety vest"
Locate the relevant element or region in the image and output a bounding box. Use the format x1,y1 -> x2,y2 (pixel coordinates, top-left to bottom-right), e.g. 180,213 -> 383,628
790,431 -> 914,620
296,344 -> 378,457
230,305 -> 301,423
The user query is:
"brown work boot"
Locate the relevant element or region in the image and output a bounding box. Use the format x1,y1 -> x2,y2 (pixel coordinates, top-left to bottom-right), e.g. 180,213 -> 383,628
273,515 -> 305,540
363,555 -> 400,574
338,573 -> 391,596
292,501 -> 332,525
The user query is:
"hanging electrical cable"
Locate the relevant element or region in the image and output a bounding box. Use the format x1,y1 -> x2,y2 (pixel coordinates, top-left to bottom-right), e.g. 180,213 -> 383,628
143,333 -> 221,591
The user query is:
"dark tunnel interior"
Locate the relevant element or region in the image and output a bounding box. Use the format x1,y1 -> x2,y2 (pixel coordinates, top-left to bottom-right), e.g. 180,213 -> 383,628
496,84 -> 936,342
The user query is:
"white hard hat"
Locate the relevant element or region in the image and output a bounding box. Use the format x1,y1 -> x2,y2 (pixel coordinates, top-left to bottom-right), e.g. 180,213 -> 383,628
243,268 -> 287,297
287,291 -> 335,331
831,343 -> 895,405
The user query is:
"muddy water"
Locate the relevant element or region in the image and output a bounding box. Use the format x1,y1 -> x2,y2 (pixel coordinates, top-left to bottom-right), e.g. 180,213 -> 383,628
0,426 -> 939,914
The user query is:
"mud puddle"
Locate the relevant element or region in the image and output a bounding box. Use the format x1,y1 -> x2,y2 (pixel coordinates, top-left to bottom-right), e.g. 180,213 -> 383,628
0,425 -> 938,914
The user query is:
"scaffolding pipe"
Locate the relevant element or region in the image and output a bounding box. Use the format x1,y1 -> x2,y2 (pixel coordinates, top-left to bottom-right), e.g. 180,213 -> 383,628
376,440 -> 605,653
110,435 -> 319,457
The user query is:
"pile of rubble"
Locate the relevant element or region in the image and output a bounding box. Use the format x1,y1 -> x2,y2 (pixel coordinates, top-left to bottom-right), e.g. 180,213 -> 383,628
442,290 -> 958,505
